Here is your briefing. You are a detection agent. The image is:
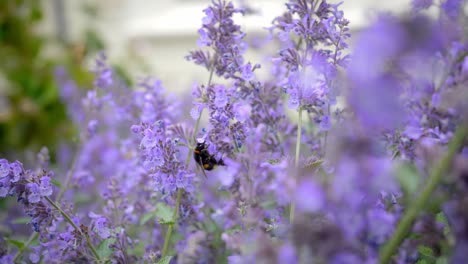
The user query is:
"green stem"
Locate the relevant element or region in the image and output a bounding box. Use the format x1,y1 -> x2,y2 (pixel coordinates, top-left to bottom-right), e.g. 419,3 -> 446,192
44,196 -> 101,261
290,108 -> 303,223
161,188 -> 183,258
56,148 -> 80,201
323,103 -> 331,157
12,232 -> 38,262
379,125 -> 467,264
14,152 -> 81,263
161,66 -> 215,258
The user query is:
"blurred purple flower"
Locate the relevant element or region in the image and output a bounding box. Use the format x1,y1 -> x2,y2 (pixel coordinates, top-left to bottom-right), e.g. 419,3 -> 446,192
90,212 -> 111,239
87,119 -> 99,135
93,53 -> 114,89
295,179 -> 325,212
412,0 -> 433,11
27,182 -> 41,203
441,0 -> 464,18
278,242 -> 298,264
0,159 -> 9,178
39,176 -> 53,197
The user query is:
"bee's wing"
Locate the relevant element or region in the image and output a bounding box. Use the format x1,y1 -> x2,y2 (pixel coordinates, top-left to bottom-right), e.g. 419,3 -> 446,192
197,155 -> 208,178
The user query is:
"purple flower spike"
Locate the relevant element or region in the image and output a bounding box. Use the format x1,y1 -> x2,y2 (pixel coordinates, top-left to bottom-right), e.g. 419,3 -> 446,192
0,159 -> 9,178
27,183 -> 41,203
10,161 -> 23,182
39,177 -> 53,197
295,179 -> 325,213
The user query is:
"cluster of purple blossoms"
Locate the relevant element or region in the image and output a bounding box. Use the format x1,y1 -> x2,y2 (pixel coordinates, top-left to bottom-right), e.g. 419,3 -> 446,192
132,121 -> 195,195
273,0 -> 350,123
0,150 -> 109,263
187,0 -> 248,79
187,0 -> 265,158
0,159 -> 53,233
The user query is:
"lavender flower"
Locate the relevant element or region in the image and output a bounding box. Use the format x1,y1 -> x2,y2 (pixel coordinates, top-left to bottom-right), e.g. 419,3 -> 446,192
0,159 -> 55,234
93,52 -> 114,89
187,0 -> 247,79
133,121 -> 195,195
412,0 -> 433,11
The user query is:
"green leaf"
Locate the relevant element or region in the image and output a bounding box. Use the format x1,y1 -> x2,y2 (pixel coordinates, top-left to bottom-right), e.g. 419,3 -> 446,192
50,179 -> 62,187
436,211 -> 451,236
75,192 -> 93,205
267,159 -> 279,164
157,256 -> 173,264
140,210 -> 157,225
6,238 -> 24,249
0,198 -> 7,210
12,217 -> 30,224
396,163 -> 420,196
260,200 -> 276,210
407,232 -> 423,240
155,203 -> 174,225
130,241 -> 145,257
436,211 -> 448,226
418,245 -> 434,258
436,257 -> 448,264
97,238 -> 116,260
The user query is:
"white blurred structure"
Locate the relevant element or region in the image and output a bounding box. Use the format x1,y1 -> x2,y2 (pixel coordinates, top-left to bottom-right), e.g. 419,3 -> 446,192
42,0 -> 414,92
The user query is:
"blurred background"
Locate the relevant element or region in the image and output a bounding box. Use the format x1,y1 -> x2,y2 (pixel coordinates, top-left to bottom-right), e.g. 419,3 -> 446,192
39,0 -> 417,88
0,0 -> 424,157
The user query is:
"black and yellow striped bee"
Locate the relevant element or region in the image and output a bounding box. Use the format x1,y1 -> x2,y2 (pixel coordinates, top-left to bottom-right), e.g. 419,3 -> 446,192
193,142 -> 225,177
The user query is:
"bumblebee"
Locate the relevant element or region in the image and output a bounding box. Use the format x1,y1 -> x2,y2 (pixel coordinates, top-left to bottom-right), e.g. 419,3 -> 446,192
193,142 -> 225,175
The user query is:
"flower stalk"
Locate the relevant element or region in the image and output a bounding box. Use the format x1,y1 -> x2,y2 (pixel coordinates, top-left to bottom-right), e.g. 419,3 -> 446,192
379,125 -> 467,263
290,107 -> 303,223
44,196 -> 101,261
161,66 -> 215,258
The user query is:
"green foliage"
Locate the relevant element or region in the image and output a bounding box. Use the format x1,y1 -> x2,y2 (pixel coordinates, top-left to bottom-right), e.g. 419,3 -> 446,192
5,237 -> 25,250
396,162 -> 420,199
417,245 -> 449,264
157,256 -> 173,264
0,1 -> 132,159
155,203 -> 175,225
140,203 -> 175,226
12,217 -> 30,225
0,0 -> 69,155
97,238 -> 116,260
436,211 -> 452,238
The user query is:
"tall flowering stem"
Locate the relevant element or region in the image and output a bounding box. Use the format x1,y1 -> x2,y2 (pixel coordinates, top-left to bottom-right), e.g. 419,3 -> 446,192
44,196 -> 101,261
161,66 -> 215,258
55,148 -> 81,201
379,125 -> 468,263
12,233 -> 38,261
161,188 -> 183,258
290,107 -> 303,222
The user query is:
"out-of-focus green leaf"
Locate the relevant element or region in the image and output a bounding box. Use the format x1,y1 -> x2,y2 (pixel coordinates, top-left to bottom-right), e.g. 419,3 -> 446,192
113,64 -> 132,87
0,198 -> 7,210
12,217 -> 30,224
436,257 -> 448,264
51,179 -> 62,187
140,210 -> 157,225
85,30 -> 105,52
157,256 -> 173,264
155,203 -> 174,225
418,246 -> 434,258
436,211 -> 451,236
97,238 -> 116,260
396,162 -> 420,197
6,238 -> 24,249
130,241 -> 145,257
